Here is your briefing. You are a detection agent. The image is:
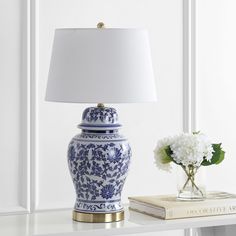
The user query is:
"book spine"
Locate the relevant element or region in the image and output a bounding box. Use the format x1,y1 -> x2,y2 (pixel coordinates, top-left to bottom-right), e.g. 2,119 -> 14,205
165,204 -> 236,219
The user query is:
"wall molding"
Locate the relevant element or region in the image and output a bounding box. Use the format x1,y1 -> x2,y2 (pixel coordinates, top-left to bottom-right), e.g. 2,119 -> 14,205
183,0 -> 197,133
183,3 -> 197,236
30,0 -> 39,212
19,0 -> 31,214
0,0 -> 31,215
0,206 -> 29,216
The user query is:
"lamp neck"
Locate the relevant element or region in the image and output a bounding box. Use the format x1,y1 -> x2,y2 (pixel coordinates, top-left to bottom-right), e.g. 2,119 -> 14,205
97,103 -> 105,108
82,129 -> 117,134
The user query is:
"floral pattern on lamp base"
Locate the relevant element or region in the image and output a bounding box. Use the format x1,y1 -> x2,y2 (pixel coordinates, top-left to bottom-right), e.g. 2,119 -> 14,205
68,106 -> 131,213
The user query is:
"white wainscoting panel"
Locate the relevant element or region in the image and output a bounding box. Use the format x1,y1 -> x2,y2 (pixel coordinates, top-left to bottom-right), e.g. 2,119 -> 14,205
35,0 -> 183,210
0,0 -> 29,214
196,0 -> 236,192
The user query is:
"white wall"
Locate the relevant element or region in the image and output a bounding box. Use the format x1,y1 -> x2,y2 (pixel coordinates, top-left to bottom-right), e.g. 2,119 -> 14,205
36,0 -> 183,210
196,0 -> 236,192
0,0 -> 28,212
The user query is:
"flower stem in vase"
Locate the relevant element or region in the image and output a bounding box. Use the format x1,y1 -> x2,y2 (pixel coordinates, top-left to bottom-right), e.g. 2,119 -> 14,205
177,165 -> 205,201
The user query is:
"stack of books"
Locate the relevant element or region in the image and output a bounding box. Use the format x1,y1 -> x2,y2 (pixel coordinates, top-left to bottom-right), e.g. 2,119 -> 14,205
129,192 -> 236,220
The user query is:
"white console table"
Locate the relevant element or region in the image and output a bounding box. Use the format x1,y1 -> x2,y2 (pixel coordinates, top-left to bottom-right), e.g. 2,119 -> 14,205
1,207 -> 236,236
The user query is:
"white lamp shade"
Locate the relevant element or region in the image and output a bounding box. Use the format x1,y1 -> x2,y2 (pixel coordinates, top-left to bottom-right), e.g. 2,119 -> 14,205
46,28 -> 157,103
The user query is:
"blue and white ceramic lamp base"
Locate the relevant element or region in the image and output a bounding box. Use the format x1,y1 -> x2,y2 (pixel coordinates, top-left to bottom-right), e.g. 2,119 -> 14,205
68,105 -> 131,222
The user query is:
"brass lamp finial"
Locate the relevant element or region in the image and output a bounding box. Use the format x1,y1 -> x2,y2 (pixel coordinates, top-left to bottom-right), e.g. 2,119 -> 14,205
97,22 -> 105,29
97,103 -> 105,108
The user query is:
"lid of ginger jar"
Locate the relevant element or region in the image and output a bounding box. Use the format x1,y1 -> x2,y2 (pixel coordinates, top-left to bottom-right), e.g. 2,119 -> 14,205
78,106 -> 122,131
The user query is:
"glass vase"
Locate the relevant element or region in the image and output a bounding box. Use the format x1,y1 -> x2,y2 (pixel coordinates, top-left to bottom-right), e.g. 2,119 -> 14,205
177,165 -> 206,201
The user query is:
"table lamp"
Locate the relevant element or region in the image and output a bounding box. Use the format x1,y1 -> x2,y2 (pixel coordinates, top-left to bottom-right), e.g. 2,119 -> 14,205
45,22 -> 157,223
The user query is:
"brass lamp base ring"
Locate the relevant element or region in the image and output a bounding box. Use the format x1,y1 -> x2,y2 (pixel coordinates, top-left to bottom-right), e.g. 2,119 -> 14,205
72,210 -> 124,223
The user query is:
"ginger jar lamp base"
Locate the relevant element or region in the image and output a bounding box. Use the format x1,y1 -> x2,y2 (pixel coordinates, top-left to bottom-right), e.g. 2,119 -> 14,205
68,104 -> 131,223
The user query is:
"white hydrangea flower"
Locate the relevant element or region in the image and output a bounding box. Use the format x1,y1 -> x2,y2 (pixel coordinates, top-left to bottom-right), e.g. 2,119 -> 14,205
198,133 -> 214,161
170,133 -> 213,167
154,137 -> 173,172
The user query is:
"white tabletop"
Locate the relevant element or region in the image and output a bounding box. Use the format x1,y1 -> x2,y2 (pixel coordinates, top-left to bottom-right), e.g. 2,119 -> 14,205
1,207 -> 236,236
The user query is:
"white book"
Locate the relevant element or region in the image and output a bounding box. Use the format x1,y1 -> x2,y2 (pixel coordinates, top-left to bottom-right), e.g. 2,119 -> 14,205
129,192 -> 236,220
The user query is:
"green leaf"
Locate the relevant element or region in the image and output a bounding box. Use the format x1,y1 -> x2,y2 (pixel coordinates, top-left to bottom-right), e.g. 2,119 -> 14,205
193,131 -> 201,135
162,146 -> 183,166
211,143 -> 224,164
201,143 -> 225,166
159,146 -> 173,164
164,146 -> 173,157
162,154 -> 172,164
215,150 -> 225,164
201,159 -> 212,166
